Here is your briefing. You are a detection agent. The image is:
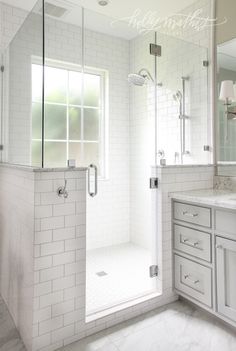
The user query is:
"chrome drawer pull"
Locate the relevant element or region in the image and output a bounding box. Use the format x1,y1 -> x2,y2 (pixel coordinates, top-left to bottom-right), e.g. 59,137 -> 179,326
182,211 -> 198,218
184,274 -> 199,284
183,238 -> 199,247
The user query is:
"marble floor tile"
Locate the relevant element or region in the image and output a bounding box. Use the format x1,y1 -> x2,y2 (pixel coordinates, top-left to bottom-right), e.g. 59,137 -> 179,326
0,296 -> 26,351
1,295 -> 236,351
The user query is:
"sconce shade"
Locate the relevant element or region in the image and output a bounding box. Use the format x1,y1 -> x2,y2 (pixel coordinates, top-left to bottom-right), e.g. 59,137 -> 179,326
219,80 -> 235,101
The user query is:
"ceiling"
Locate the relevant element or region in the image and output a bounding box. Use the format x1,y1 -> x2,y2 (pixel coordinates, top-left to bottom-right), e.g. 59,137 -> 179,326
2,0 -> 198,39
2,0 -> 197,19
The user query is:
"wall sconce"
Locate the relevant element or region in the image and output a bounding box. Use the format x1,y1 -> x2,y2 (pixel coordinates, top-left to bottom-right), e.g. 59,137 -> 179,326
219,80 -> 236,120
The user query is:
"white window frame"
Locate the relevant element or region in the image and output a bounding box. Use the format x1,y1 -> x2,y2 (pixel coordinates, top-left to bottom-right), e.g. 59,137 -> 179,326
31,57 -> 108,179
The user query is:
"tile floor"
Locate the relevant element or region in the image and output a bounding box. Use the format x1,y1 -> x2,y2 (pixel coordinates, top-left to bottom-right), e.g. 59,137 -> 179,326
86,243 -> 156,315
2,295 -> 236,351
0,296 -> 25,351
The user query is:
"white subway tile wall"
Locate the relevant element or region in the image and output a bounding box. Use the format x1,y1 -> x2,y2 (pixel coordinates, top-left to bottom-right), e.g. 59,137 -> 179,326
0,166 -> 35,351
0,164 -> 214,351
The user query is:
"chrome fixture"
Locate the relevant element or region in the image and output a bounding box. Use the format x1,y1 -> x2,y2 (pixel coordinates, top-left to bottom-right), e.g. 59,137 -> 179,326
98,0 -> 109,6
219,80 -> 236,140
88,164 -> 98,197
203,145 -> 210,151
57,180 -> 68,198
157,149 -> 165,158
128,68 -> 154,86
150,177 -> 158,189
149,265 -> 158,278
150,43 -> 162,57
173,77 -> 190,163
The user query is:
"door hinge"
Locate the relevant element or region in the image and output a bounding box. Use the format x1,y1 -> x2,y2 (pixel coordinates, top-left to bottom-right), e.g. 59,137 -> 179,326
0,145 -> 3,151
150,43 -> 161,57
203,60 -> 209,67
1,65 -> 4,73
149,265 -> 158,278
150,177 -> 158,189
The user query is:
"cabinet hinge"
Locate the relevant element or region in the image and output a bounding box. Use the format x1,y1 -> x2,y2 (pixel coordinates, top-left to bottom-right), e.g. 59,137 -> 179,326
1,65 -> 4,73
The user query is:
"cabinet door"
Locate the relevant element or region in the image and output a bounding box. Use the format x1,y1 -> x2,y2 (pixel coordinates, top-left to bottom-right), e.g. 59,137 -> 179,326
216,236 -> 236,321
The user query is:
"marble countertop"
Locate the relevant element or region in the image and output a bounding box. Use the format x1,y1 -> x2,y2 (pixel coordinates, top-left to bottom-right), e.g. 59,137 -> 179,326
0,162 -> 87,172
170,188 -> 236,210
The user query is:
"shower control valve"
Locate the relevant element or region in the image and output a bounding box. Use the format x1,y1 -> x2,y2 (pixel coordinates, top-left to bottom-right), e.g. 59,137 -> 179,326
57,180 -> 68,198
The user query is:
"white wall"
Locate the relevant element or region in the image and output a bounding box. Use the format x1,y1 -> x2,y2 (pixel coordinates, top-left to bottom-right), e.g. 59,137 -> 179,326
216,0 -> 236,45
0,2 -> 27,54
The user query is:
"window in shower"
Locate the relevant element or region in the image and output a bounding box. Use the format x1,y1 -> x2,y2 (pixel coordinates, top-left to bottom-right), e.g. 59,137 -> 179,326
31,61 -> 107,175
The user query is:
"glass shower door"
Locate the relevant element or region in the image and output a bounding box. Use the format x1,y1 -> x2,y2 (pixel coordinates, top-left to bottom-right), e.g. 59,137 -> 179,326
84,9 -> 159,317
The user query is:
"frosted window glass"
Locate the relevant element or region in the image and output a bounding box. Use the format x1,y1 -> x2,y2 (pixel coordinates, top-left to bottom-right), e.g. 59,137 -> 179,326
69,107 -> 81,140
45,104 -> 67,140
45,142 -> 67,167
69,71 -> 82,105
32,102 -> 42,139
45,66 -> 67,103
84,108 -> 99,140
69,142 -> 82,165
84,73 -> 100,107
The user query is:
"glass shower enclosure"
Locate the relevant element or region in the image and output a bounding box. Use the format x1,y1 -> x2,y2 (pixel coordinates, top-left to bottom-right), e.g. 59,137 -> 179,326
1,0 -> 160,317
0,0 -> 210,317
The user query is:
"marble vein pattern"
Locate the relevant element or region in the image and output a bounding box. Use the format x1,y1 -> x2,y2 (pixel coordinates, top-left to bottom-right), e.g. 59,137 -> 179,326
170,188 -> 236,210
2,297 -> 236,351
59,300 -> 236,351
0,300 -> 236,351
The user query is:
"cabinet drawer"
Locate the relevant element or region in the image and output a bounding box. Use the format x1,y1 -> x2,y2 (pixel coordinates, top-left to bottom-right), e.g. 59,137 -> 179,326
215,210 -> 236,235
174,225 -> 211,262
174,202 -> 211,228
174,255 -> 212,307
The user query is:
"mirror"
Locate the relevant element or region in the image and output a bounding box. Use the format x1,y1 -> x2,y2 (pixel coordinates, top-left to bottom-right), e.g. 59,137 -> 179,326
217,38 -> 236,176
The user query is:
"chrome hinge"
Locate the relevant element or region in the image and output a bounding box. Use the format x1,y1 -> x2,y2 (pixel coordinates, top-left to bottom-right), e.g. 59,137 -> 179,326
1,65 -> 4,73
0,145 -> 3,151
149,265 -> 158,278
150,177 -> 158,189
150,43 -> 161,57
203,60 -> 209,67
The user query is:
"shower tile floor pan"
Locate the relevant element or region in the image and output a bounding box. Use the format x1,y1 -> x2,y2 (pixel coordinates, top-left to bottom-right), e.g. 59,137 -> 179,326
86,243 -> 156,315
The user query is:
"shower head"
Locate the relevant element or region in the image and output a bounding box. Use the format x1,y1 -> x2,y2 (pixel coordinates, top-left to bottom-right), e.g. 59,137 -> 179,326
128,68 -> 154,86
128,73 -> 146,86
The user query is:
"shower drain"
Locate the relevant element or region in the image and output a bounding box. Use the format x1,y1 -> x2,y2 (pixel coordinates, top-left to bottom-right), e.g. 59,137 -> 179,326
96,271 -> 108,277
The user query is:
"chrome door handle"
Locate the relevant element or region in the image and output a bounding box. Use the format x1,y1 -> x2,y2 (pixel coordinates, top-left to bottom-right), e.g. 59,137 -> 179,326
182,211 -> 198,218
88,164 -> 98,197
184,274 -> 199,284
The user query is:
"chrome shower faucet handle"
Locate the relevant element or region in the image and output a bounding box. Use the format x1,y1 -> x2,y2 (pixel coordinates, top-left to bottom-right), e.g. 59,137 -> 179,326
57,180 -> 68,198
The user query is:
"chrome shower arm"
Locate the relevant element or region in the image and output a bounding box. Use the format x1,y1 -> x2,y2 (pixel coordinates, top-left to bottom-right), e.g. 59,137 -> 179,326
138,68 -> 155,83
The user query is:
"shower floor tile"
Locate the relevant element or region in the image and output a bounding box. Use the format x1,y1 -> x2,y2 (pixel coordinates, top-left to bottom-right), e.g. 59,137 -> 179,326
86,242 -> 156,315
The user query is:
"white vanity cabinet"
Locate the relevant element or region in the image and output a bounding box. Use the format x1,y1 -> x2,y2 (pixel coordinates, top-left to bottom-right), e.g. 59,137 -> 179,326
216,236 -> 236,321
172,199 -> 236,328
